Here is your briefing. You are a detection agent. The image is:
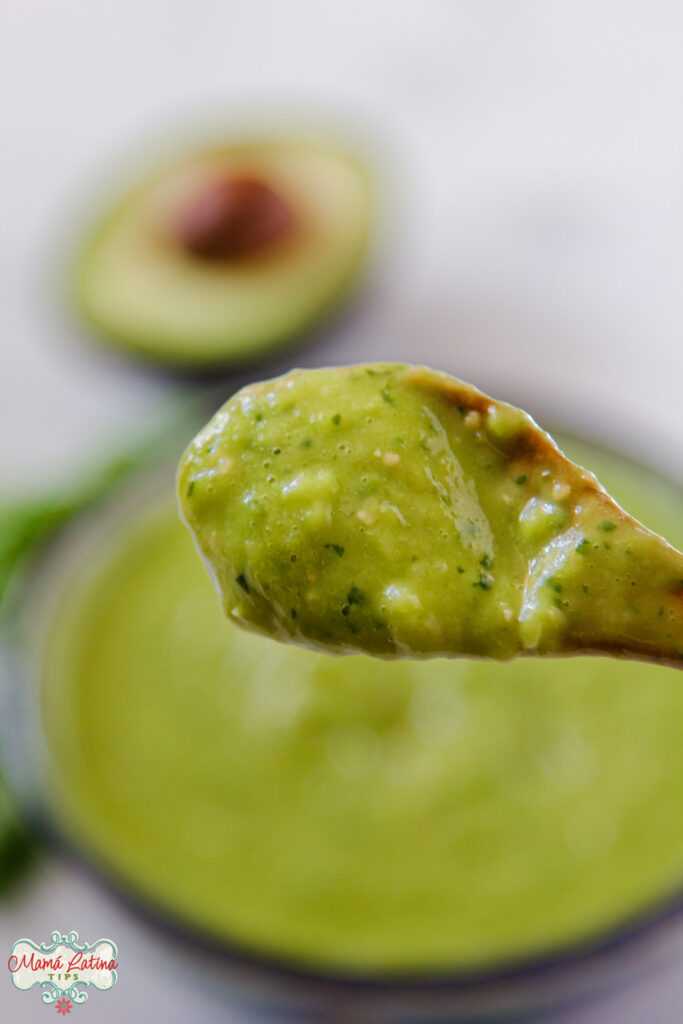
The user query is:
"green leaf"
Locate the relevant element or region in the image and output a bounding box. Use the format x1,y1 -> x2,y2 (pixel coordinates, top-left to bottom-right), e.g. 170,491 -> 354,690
0,401 -> 197,896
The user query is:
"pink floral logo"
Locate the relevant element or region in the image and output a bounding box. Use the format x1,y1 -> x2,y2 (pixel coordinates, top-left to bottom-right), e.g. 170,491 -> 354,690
8,931 -> 118,1009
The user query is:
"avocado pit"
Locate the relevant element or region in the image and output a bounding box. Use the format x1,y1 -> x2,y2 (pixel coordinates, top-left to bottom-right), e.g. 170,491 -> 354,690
176,175 -> 294,259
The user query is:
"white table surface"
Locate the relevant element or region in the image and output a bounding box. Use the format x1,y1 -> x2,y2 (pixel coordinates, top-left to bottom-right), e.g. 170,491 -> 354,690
3,2 -> 683,1020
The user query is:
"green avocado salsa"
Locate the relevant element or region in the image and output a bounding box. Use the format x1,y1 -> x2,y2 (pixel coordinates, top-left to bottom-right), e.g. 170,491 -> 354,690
43,439 -> 683,973
178,364 -> 683,663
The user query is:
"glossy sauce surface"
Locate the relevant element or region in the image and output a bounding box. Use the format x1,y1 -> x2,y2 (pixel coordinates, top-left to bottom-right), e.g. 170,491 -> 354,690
179,365 -> 683,662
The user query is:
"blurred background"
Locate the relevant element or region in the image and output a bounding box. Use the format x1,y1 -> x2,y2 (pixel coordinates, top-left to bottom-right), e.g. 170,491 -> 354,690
2,2 -> 683,1021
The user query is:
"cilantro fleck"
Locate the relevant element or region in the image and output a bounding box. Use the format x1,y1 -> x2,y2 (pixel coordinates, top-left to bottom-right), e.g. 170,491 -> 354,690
236,573 -> 250,594
186,481 -> 194,498
324,543 -> 345,557
346,585 -> 367,606
380,388 -> 395,405
598,521 -> 617,532
332,413 -> 342,425
515,474 -> 527,485
480,554 -> 492,570
575,539 -> 589,553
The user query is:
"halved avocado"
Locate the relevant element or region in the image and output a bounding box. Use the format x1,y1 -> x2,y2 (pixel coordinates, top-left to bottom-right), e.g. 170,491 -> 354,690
73,140 -> 372,368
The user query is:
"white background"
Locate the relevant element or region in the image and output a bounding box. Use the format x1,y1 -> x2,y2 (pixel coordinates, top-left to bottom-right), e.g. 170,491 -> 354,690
2,2 -> 683,1021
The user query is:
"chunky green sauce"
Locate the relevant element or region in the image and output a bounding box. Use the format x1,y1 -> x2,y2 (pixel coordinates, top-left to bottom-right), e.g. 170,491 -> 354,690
178,365 -> 683,663
43,440 -> 683,972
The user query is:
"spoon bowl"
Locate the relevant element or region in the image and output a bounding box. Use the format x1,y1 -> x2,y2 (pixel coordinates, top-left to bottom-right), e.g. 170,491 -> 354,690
178,364 -> 683,667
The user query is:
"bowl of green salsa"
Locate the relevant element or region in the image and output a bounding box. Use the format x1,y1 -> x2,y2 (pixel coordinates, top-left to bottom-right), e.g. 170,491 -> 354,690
3,418 -> 683,1021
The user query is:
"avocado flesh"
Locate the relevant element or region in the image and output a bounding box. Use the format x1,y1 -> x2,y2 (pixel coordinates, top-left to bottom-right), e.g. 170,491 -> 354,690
74,141 -> 372,368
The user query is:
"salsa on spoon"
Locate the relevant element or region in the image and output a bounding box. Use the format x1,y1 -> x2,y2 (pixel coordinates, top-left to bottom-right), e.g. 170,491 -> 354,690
177,364 -> 683,666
